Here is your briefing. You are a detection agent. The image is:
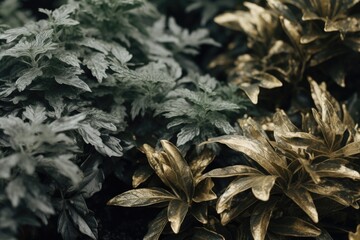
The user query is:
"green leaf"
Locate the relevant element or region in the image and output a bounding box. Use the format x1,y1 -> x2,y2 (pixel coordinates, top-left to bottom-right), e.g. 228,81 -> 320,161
15,67 -> 43,91
167,199 -> 188,234
250,199 -> 277,240
58,211 -> 79,240
56,52 -> 81,68
270,217 -> 321,237
107,188 -> 176,207
84,53 -> 108,83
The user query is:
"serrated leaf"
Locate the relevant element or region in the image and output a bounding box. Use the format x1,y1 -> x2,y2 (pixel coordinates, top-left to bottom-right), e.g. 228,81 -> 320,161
177,126 -> 200,146
270,217 -> 321,237
15,67 -> 43,92
143,209 -> 168,240
78,124 -> 102,146
84,53 -> 108,83
23,105 -> 47,124
111,45 -> 132,64
250,199 -> 277,240
55,71 -> 91,92
107,188 -> 176,207
94,136 -> 123,157
56,52 -> 80,67
167,199 -> 188,234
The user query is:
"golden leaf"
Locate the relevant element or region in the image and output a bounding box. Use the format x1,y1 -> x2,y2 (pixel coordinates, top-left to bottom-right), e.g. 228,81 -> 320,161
167,199 -> 189,234
269,217 -> 321,237
250,199 -> 277,240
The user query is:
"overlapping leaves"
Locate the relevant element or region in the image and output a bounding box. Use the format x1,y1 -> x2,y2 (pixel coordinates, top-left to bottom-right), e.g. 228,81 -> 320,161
202,80 -> 360,239
108,140 -> 219,239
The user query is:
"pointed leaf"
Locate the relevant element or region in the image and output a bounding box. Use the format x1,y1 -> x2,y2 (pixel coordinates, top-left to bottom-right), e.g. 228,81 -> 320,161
16,67 -> 43,91
285,187 -> 318,223
84,53 -> 108,83
270,217 -> 321,237
200,165 -> 262,181
144,209 -> 168,240
250,199 -> 277,240
107,188 -> 176,207
167,199 -> 189,234
193,227 -> 225,240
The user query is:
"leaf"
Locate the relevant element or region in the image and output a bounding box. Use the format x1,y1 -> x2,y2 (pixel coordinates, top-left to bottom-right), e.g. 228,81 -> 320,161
177,125 -> 200,146
193,178 -> 217,203
160,140 -> 194,202
67,205 -> 96,239
0,154 -> 21,179
49,113 -> 86,132
220,193 -> 257,225
58,211 -> 79,240
55,70 -> 91,92
250,199 -> 277,240
200,165 -> 262,181
191,202 -> 208,224
285,187 -> 318,223
269,217 -> 321,237
6,177 -> 26,207
56,52 -> 80,68
78,124 -> 102,146
217,175 -> 269,214
16,67 -> 43,91
23,105 -> 47,124
314,162 -> 360,180
107,188 -> 176,207
144,209 -> 168,240
192,227 -> 225,240
167,199 -> 188,234
205,135 -> 284,177
132,165 -> 153,188
189,149 -> 215,180
84,53 -> 108,83
94,136 -> 123,157
349,225 -> 360,240
251,175 -> 277,201
111,45 -> 132,64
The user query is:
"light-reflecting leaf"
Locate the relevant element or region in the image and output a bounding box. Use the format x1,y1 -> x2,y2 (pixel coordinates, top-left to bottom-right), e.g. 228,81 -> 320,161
252,175 -> 277,201
200,165 -> 261,181
144,209 -> 168,240
167,199 -> 188,234
250,199 -> 277,240
189,149 -> 215,180
270,217 -> 321,237
193,227 -> 225,240
285,187 -> 318,223
349,224 -> 360,240
193,178 -> 217,203
132,165 -> 153,188
161,140 -> 194,201
107,188 -> 176,207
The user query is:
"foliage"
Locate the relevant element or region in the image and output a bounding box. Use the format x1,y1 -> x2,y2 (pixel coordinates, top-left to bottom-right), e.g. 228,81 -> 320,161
212,0 -> 360,106
1,0 -> 360,240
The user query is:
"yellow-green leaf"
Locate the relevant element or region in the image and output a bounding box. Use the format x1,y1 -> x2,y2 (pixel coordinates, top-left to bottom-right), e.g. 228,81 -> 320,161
107,188 -> 176,207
